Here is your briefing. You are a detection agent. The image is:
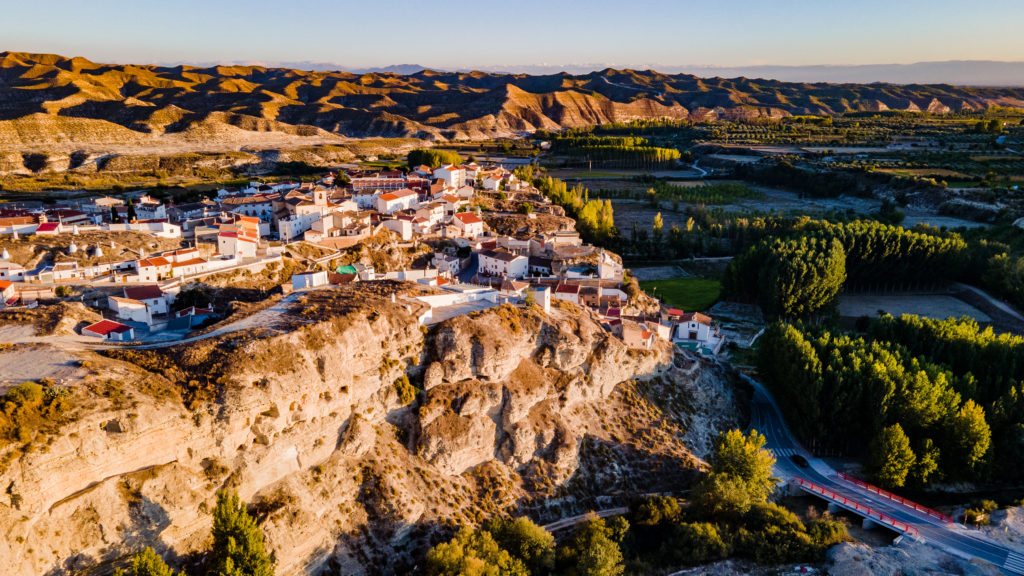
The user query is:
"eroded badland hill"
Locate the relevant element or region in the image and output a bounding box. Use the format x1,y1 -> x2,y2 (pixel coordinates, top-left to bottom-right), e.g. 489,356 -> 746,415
3,50 -> 1024,157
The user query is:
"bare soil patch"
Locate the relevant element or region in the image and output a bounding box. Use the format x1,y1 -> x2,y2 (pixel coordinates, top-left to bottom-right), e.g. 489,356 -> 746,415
0,345 -> 85,391
838,293 -> 991,322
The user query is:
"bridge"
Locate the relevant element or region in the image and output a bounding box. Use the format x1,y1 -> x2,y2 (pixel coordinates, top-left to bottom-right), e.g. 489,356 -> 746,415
792,476 -> 920,538
744,374 -> 1024,575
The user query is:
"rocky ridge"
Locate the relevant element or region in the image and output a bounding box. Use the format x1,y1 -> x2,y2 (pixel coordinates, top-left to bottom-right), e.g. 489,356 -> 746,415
0,285 -> 737,575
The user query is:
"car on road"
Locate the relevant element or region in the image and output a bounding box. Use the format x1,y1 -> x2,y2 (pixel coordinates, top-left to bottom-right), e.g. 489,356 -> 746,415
790,454 -> 809,468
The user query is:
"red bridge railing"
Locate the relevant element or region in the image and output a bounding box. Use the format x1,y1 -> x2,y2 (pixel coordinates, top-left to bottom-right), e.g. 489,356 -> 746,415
836,472 -> 954,524
793,477 -> 920,539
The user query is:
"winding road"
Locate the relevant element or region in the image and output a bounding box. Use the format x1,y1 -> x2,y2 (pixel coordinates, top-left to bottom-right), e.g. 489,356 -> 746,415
745,374 -> 1024,575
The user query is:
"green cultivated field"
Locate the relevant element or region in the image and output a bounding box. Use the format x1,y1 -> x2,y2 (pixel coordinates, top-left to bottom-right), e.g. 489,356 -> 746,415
639,277 -> 722,311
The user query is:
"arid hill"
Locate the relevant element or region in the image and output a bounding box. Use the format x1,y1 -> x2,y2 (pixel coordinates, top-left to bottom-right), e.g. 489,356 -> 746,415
3,51 -> 1024,153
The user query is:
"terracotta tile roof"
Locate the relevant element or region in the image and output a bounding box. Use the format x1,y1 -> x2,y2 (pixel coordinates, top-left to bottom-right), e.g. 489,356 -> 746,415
455,213 -> 482,224
138,257 -> 170,268
555,283 -> 579,294
124,285 -> 164,300
681,312 -> 712,325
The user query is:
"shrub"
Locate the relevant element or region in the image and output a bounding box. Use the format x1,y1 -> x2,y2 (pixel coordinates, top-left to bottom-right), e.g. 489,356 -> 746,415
393,375 -> 417,405
664,522 -> 729,566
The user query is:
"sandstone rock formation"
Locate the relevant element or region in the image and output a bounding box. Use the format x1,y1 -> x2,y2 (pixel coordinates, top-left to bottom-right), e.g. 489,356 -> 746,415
0,286 -> 738,575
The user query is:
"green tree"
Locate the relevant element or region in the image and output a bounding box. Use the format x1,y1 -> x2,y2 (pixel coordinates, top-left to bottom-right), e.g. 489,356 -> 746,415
665,522 -> 729,565
116,547 -> 177,576
633,495 -> 681,527
911,438 -> 941,486
208,490 -> 274,576
518,203 -> 534,215
127,199 -> 137,222
869,424 -> 916,489
946,399 -> 991,472
709,429 -> 777,502
427,528 -> 528,576
564,517 -> 624,576
487,517 -> 555,575
111,205 -> 120,223
692,472 -> 752,518
408,149 -> 463,169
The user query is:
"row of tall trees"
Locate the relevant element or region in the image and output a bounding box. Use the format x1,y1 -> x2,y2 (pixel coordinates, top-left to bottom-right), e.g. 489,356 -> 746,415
532,175 -> 618,245
758,322 -> 994,488
723,220 -> 968,316
407,148 -> 463,168
550,135 -> 681,170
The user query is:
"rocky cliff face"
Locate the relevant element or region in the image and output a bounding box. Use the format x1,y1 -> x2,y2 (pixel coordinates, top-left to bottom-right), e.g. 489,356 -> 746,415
0,286 -> 737,575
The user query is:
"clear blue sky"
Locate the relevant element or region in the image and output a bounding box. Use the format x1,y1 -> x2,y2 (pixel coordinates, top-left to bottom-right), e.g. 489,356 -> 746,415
4,0 -> 1024,69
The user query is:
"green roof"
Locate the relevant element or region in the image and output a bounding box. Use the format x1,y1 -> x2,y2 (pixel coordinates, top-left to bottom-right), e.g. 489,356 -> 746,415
336,265 -> 357,274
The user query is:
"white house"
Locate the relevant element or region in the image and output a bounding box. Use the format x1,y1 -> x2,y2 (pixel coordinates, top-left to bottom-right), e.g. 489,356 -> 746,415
478,249 -> 528,279
136,257 -> 172,282
622,320 -> 658,349
375,189 -> 419,214
134,196 -> 166,220
124,284 -> 171,315
530,286 -> 551,314
382,218 -> 414,241
597,249 -> 624,282
674,312 -> 712,341
0,262 -> 26,282
292,270 -> 330,290
452,212 -> 484,238
433,165 -> 467,189
432,252 -> 462,277
416,202 -> 447,228
552,282 -> 580,304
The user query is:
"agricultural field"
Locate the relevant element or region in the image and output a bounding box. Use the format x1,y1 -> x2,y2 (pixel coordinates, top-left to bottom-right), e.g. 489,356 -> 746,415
638,277 -> 722,311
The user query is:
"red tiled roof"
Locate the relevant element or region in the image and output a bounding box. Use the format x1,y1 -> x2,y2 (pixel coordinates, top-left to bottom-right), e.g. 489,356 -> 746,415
666,308 -> 685,317
171,258 -> 207,268
123,285 -> 163,301
455,213 -> 482,224
0,280 -> 12,290
555,283 -> 579,294
681,312 -> 712,325
83,320 -> 132,336
138,257 -> 170,268
35,222 -> 60,232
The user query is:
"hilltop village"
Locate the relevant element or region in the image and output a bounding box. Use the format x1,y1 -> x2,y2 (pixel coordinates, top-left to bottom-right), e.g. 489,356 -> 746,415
0,161 -> 722,354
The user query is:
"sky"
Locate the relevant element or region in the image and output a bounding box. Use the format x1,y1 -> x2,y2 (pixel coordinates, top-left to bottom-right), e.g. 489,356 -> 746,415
3,0 -> 1024,70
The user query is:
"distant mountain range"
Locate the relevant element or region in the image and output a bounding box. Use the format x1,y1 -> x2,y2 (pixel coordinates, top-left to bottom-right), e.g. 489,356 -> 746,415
203,60 -> 1024,87
2,51 -> 1024,154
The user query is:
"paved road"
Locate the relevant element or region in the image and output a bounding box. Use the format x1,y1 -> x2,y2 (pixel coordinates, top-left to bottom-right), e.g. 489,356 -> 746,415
955,282 -> 1024,323
542,507 -> 628,532
745,375 -> 1024,574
